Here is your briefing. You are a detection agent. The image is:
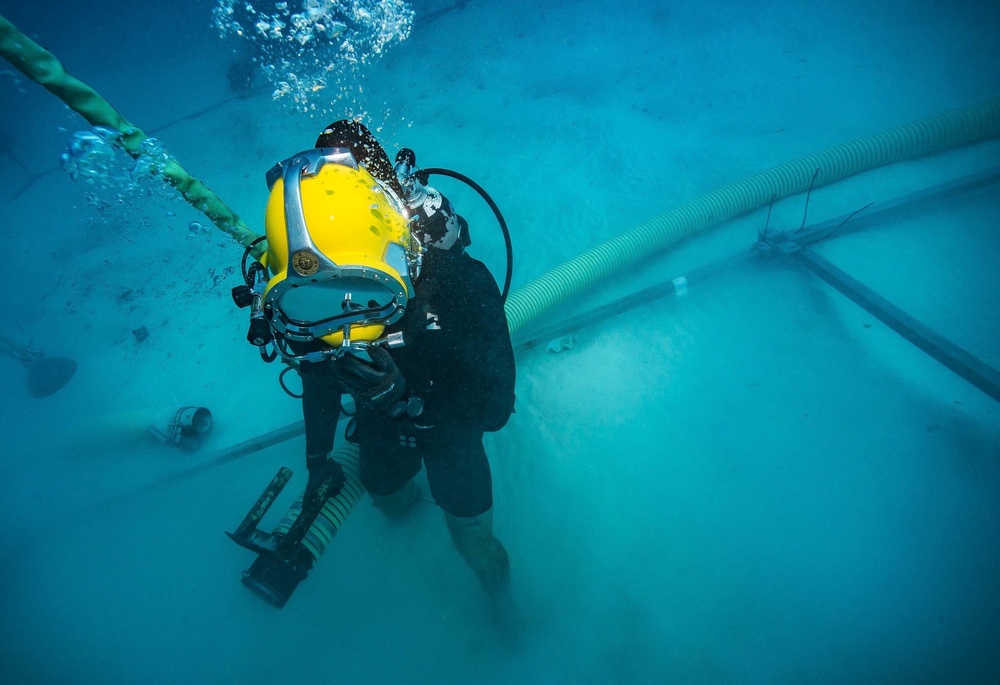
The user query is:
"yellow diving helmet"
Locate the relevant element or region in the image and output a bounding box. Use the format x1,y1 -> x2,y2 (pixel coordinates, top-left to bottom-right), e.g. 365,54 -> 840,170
261,147 -> 417,354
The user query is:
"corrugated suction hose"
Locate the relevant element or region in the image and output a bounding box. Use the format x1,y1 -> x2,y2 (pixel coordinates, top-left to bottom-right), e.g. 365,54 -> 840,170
272,442 -> 363,561
503,97 -> 1000,334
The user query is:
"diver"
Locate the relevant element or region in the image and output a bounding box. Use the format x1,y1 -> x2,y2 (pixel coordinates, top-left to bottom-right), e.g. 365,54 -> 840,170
232,121 -> 516,611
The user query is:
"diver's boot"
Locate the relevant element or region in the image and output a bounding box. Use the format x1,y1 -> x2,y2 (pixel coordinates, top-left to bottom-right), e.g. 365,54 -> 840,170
370,479 -> 420,519
444,508 -> 511,600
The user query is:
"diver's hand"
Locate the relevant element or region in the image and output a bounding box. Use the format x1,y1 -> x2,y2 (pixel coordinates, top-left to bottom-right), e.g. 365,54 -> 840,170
332,346 -> 407,415
305,455 -> 345,502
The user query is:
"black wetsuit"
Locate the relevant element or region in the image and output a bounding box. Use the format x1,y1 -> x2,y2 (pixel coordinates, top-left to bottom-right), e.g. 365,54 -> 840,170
299,247 -> 515,517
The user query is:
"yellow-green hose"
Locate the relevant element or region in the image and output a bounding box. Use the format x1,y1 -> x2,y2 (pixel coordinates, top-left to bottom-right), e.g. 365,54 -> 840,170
0,12 -> 263,252
503,97 -> 1000,334
273,443 -> 363,561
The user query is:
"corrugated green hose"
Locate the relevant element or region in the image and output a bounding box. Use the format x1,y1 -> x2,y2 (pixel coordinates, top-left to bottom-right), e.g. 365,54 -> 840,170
273,443 -> 363,561
0,12 -> 263,252
503,97 -> 1000,334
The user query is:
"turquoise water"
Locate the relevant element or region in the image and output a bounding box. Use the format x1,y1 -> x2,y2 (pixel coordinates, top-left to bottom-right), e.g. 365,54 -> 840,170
1,1 -> 999,683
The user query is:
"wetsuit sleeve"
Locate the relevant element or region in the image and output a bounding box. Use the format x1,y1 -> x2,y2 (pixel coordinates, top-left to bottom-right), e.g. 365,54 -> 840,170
429,258 -> 516,432
299,361 -> 342,457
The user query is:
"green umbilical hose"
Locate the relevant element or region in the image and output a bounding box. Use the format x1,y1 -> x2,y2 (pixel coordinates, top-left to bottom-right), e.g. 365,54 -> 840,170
503,97 -> 1000,334
0,12 -> 263,252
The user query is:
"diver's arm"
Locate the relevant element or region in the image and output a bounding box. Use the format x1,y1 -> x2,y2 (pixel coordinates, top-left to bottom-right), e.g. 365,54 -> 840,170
429,258 -> 515,432
300,362 -> 342,457
463,263 -> 516,431
298,362 -> 346,497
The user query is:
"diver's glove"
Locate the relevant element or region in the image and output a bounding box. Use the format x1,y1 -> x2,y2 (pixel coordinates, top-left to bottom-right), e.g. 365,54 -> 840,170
331,346 -> 410,416
305,455 -> 345,502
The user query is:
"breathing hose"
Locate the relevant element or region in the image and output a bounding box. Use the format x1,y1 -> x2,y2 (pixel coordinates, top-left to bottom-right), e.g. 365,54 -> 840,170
0,12 -> 263,252
503,97 -> 1000,334
418,166 -> 515,302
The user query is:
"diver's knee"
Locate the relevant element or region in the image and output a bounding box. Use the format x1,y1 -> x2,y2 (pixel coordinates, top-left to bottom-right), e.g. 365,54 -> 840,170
444,507 -> 494,543
370,479 -> 420,518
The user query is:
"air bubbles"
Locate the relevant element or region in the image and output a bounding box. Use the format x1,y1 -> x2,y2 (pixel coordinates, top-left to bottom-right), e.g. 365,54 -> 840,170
60,126 -> 179,224
212,0 -> 414,116
188,220 -> 214,239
